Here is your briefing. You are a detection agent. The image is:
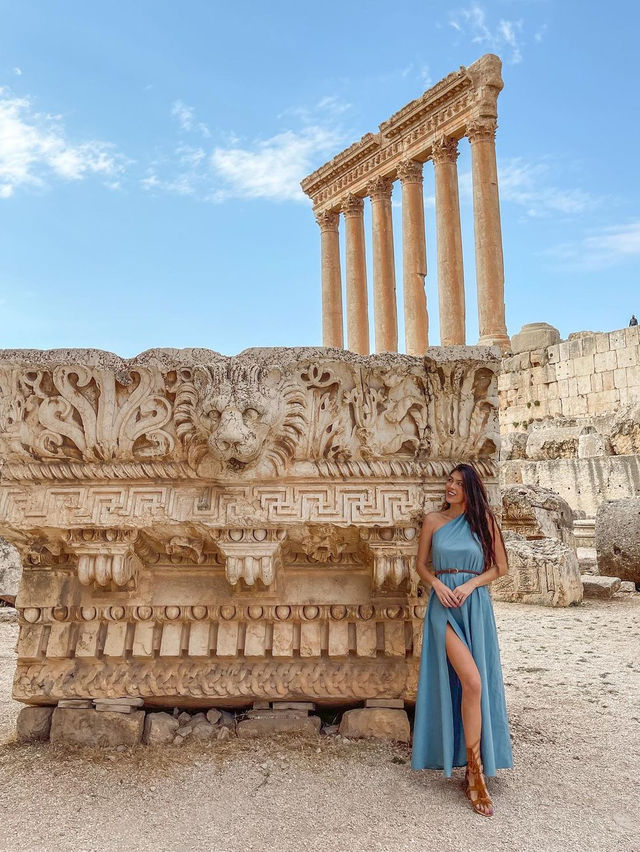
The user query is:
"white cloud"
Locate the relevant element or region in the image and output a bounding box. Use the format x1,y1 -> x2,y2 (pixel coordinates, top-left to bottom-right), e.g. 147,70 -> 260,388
171,99 -> 210,138
458,157 -> 600,218
449,3 -> 525,64
0,87 -> 127,197
171,100 -> 195,131
149,96 -> 349,204
13,67 -> 22,76
210,125 -> 344,202
549,221 -> 640,270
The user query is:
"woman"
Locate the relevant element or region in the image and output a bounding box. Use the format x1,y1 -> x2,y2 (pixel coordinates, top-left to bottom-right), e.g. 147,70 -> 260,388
411,463 -> 513,817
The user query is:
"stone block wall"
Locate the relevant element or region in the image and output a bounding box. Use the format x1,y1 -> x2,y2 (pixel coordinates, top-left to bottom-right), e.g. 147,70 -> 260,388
499,326 -> 640,432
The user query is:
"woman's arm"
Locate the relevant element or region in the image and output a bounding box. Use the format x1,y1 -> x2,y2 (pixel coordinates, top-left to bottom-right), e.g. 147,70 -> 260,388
416,513 -> 459,608
452,514 -> 508,603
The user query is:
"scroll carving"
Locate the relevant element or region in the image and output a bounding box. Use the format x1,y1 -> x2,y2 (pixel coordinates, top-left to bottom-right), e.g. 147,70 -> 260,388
0,367 -> 173,464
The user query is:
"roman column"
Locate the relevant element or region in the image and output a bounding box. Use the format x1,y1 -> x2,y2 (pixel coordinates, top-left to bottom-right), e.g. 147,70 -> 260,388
432,136 -> 466,346
397,159 -> 428,355
314,209 -> 344,348
366,176 -> 397,353
467,118 -> 510,352
341,193 -> 369,355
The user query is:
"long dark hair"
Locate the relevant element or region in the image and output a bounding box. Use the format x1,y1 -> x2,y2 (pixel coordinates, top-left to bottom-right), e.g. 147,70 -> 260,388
443,463 -> 506,572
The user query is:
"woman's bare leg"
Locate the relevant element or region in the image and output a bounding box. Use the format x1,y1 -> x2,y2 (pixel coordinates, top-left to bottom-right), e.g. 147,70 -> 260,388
445,624 -> 492,815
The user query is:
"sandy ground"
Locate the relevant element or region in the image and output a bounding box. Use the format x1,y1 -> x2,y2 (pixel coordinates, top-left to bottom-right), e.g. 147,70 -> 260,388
0,598 -> 638,852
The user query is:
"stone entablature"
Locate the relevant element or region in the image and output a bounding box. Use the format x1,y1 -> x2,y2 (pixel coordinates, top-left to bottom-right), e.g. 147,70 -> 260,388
301,54 -> 510,357
301,56 -> 501,211
0,346 -> 500,706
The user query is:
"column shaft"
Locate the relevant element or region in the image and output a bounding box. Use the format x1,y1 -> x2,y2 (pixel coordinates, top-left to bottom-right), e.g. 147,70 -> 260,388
432,137 -> 466,346
342,194 -> 369,355
468,118 -> 510,351
367,176 -> 397,353
398,160 -> 428,355
315,210 -> 344,348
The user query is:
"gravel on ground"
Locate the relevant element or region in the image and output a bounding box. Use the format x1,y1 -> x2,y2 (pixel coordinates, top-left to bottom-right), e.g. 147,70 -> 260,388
0,598 -> 638,852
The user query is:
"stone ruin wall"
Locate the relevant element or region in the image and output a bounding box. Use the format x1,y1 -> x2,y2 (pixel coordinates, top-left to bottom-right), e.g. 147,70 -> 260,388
0,345 -> 500,708
498,323 -> 640,518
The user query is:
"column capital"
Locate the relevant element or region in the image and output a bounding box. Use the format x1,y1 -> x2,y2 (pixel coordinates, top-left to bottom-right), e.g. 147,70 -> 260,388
431,136 -> 459,165
396,159 -> 423,185
341,193 -> 365,218
466,118 -> 498,145
366,175 -> 393,202
314,209 -> 340,231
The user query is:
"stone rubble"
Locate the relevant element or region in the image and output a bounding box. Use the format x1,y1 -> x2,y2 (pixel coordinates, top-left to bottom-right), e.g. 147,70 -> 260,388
15,707 -> 54,743
338,708 -> 410,743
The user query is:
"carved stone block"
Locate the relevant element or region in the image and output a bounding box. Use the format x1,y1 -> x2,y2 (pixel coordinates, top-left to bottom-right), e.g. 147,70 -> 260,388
0,347 -> 499,706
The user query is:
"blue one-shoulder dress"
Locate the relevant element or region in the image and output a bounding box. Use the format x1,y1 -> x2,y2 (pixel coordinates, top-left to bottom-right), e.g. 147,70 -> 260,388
411,512 -> 513,777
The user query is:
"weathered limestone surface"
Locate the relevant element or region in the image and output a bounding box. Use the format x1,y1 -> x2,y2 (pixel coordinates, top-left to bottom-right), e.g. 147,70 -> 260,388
0,346 -> 500,707
595,499 -> 640,584
0,536 -> 21,604
499,325 -> 640,432
581,575 -> 621,599
494,532 -> 582,607
501,456 -> 640,517
501,484 -> 575,548
16,706 -> 54,742
49,708 -> 145,746
510,323 -> 561,355
338,708 -> 411,742
610,403 -> 640,456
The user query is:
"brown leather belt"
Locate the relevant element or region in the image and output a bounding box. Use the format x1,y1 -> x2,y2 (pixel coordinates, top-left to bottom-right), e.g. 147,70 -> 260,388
435,568 -> 482,576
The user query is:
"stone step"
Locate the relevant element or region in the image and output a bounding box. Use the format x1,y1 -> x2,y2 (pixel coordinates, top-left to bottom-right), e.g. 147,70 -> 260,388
237,715 -> 322,738
581,575 -> 621,599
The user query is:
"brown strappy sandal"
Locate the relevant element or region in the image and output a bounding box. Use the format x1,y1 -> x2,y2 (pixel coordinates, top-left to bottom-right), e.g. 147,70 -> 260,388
464,740 -> 494,817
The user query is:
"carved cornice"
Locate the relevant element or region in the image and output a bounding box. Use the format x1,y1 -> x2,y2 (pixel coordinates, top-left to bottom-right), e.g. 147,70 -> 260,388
431,136 -> 459,165
366,175 -> 393,202
300,54 -> 503,210
467,117 -> 498,145
396,159 -> 423,184
340,193 -> 365,217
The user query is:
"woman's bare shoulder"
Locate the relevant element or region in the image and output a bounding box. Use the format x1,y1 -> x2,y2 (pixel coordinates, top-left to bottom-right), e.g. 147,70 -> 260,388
423,510 -> 446,527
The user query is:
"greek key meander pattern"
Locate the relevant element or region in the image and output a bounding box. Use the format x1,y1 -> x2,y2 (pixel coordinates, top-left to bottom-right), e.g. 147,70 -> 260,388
0,482 -> 435,526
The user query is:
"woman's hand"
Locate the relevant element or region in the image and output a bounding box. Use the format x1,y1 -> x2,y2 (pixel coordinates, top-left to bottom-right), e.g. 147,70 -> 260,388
432,579 -> 460,608
452,580 -> 477,606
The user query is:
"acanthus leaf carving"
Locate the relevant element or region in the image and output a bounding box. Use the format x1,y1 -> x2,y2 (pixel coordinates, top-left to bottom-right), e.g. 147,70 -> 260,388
423,358 -> 499,459
0,367 -> 174,464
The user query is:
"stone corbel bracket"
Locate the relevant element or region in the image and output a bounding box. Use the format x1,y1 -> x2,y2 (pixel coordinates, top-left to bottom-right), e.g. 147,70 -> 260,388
217,528 -> 286,590
66,529 -> 141,591
360,527 -> 419,592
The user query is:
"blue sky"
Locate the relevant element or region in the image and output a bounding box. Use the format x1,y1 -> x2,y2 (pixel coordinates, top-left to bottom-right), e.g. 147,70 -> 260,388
0,0 -> 638,356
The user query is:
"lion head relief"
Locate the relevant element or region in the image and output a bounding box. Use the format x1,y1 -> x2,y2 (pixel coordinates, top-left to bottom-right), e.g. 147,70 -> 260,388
173,363 -> 307,477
